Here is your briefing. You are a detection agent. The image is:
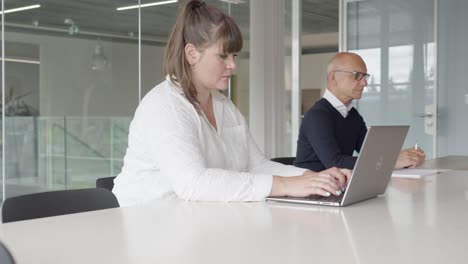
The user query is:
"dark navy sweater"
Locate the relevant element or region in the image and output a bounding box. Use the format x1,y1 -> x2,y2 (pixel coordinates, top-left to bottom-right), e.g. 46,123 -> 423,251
294,98 -> 367,171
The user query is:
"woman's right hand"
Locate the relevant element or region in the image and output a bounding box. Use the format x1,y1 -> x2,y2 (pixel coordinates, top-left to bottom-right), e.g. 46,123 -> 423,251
270,167 -> 351,197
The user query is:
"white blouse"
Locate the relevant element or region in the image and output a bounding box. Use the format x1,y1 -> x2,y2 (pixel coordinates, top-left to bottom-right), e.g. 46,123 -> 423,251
113,77 -> 307,206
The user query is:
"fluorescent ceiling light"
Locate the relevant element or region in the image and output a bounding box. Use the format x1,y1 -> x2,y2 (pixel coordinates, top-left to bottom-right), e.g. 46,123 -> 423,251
116,0 -> 178,11
0,57 -> 40,64
218,0 -> 245,4
0,4 -> 41,15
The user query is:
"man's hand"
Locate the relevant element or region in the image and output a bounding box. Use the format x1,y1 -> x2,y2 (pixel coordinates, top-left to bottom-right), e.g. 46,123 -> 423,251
395,148 -> 425,169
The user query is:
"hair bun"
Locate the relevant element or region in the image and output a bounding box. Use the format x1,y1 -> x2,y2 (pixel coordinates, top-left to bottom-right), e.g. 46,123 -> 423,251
190,0 -> 206,9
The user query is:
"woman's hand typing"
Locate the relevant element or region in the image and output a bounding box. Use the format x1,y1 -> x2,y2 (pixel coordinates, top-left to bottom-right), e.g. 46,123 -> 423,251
271,167 -> 351,197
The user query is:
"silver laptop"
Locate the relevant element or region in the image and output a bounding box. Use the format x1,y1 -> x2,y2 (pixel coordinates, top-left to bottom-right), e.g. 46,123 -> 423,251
267,125 -> 409,207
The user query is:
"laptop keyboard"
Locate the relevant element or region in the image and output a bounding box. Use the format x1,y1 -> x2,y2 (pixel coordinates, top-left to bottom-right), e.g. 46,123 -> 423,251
306,193 -> 344,202
268,189 -> 347,204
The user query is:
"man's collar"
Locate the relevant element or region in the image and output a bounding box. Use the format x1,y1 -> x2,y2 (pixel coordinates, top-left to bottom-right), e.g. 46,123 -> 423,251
323,89 -> 353,112
322,89 -> 353,118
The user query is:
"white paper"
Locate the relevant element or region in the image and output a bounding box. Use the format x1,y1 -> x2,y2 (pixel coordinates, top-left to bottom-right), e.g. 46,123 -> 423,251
391,168 -> 450,178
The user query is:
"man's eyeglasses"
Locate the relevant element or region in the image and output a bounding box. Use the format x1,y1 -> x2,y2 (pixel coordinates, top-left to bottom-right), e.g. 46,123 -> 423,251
333,70 -> 370,81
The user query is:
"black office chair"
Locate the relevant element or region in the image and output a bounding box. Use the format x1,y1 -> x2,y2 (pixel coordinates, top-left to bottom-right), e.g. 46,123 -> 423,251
1,188 -> 120,223
270,157 -> 296,165
96,176 -> 116,191
0,241 -> 15,264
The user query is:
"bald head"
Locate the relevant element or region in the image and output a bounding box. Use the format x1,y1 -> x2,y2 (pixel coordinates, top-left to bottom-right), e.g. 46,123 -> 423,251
327,52 -> 366,75
326,52 -> 368,105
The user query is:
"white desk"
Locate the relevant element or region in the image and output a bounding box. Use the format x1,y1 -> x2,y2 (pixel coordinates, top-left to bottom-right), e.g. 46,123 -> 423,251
1,157 -> 468,263
420,155 -> 468,170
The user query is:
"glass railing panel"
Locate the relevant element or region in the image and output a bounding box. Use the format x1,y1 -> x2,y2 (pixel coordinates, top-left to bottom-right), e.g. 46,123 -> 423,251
2,116 -> 131,198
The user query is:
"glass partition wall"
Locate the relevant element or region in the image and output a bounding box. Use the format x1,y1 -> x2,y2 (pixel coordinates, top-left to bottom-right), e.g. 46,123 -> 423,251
0,0 -> 254,202
1,0 -> 143,200
341,0 -> 436,158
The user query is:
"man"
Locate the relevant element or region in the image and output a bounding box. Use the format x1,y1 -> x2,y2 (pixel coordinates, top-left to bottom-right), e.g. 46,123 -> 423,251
294,52 -> 425,171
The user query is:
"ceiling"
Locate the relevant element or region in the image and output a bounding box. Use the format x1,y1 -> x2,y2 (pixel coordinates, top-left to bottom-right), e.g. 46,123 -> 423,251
3,0 -> 339,46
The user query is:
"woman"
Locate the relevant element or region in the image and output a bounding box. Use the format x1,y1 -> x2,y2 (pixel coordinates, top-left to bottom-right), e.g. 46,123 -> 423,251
113,0 -> 350,206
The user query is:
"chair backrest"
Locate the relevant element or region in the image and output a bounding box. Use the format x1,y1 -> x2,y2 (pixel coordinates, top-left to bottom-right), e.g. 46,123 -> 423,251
0,241 -> 15,264
1,188 -> 119,223
96,176 -> 116,191
270,157 -> 296,165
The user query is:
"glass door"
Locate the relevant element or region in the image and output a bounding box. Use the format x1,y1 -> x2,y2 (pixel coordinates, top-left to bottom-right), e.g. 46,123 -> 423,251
340,0 -> 436,158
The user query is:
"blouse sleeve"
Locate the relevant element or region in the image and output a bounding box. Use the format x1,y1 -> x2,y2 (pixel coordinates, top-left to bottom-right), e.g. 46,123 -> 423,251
145,96 -> 273,202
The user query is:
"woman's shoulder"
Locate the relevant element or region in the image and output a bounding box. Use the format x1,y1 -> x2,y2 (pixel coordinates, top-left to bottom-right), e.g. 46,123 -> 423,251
130,81 -> 196,127
141,79 -> 178,101
132,79 -> 200,129
138,79 -> 191,110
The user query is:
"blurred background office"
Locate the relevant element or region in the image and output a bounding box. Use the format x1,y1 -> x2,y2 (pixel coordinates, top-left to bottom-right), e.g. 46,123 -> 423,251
0,0 -> 466,202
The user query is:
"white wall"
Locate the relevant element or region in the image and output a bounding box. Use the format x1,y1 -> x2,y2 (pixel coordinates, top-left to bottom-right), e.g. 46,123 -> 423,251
302,32 -> 338,48
249,0 -> 289,157
6,32 -> 165,117
301,52 -> 335,92
300,32 -> 337,93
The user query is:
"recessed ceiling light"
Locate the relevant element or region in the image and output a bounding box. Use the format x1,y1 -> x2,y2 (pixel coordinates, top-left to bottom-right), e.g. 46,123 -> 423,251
0,4 -> 41,15
116,0 -> 178,11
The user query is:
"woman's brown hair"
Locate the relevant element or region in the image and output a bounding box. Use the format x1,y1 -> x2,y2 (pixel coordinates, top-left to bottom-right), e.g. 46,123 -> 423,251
163,0 -> 243,112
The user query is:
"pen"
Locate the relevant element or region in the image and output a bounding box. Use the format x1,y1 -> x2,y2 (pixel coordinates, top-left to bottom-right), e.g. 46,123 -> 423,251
414,142 -> 418,150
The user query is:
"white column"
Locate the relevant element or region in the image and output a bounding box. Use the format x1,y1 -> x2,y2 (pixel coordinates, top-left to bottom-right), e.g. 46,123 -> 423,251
249,0 -> 286,158
291,0 -> 302,156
